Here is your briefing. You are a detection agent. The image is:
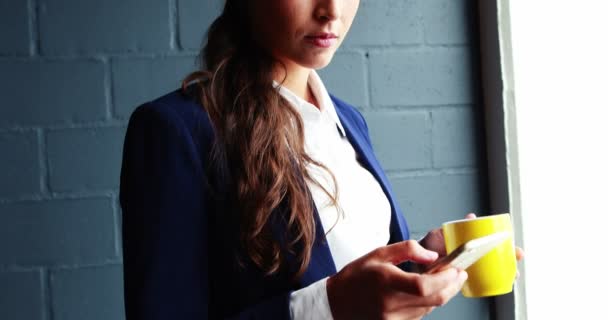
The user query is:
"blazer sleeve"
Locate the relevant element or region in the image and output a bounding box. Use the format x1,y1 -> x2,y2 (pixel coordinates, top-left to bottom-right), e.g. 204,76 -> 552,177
119,103 -> 292,320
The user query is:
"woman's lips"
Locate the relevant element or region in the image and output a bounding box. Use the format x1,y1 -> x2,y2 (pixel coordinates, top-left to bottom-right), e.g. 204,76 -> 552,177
305,34 -> 338,48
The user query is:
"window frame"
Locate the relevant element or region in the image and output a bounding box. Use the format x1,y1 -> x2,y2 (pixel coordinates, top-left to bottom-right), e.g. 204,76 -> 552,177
477,1 -> 527,319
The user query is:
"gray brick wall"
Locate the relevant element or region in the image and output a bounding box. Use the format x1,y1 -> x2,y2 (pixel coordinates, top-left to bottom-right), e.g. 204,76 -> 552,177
0,0 -> 488,319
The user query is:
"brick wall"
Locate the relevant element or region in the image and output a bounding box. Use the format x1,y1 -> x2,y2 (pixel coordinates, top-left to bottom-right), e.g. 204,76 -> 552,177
0,1 -> 489,319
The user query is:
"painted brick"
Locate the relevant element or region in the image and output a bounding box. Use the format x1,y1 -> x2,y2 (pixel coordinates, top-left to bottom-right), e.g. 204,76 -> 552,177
38,0 -> 170,55
0,270 -> 45,320
0,198 -> 116,265
112,56 -> 196,118
178,0 -> 223,50
0,0 -> 29,55
0,0 -> 486,318
51,265 -> 124,320
344,0 -> 423,47
422,0 -> 472,45
370,48 -> 474,106
393,173 -> 483,233
425,294 -> 490,320
0,132 -> 39,198
318,51 -> 367,107
432,107 -> 479,168
47,127 -> 126,192
0,60 -> 106,126
363,111 -> 431,171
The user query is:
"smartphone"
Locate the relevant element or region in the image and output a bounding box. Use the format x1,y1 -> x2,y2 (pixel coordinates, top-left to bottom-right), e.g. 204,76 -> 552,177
424,231 -> 510,274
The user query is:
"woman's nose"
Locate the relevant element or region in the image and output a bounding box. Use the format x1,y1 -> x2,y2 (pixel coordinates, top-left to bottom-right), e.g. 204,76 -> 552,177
315,0 -> 340,22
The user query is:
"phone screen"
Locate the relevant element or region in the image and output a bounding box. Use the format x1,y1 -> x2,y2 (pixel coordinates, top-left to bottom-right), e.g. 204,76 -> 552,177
424,232 -> 509,274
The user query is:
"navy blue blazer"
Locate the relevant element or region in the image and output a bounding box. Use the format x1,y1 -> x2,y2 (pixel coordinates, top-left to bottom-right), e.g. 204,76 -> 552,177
119,88 -> 410,319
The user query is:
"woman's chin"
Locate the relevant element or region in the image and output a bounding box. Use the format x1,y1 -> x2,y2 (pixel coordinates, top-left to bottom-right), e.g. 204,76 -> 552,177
302,54 -> 336,70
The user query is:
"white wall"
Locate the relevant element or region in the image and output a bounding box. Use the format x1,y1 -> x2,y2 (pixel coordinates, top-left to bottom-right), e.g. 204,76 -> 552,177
508,1 -> 608,318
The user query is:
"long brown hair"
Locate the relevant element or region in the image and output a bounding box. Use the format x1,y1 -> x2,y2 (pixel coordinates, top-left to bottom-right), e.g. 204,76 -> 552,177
182,0 -> 339,278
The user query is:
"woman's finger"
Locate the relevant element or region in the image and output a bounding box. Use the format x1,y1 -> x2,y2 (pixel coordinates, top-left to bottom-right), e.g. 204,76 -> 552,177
419,228 -> 446,257
388,267 -> 460,296
516,247 -> 525,261
465,213 -> 477,219
391,269 -> 468,308
427,270 -> 468,307
374,240 -> 439,265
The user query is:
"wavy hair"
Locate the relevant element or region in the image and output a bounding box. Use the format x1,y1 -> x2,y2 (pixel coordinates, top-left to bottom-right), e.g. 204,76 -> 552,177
182,0 -> 339,278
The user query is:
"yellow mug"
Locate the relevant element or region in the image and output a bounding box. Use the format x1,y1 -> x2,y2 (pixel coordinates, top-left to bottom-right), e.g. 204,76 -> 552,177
442,213 -> 517,298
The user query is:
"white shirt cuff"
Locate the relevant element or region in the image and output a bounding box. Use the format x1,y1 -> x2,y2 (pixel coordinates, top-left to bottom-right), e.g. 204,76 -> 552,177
289,277 -> 333,320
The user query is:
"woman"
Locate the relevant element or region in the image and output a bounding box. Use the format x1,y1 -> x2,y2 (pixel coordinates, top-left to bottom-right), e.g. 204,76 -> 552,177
120,0 -> 514,319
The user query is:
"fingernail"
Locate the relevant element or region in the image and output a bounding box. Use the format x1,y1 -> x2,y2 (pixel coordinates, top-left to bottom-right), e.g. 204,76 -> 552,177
459,271 -> 468,282
426,251 -> 438,259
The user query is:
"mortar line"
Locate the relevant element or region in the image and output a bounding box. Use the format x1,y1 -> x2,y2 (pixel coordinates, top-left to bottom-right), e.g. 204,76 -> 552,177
169,0 -> 180,51
363,50 -> 372,108
102,57 -> 114,120
28,0 -> 40,56
37,128 -> 51,195
43,268 -> 54,320
111,192 -> 123,261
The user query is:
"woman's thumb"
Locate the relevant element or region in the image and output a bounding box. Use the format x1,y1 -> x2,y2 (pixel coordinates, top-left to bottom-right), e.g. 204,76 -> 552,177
374,240 -> 439,265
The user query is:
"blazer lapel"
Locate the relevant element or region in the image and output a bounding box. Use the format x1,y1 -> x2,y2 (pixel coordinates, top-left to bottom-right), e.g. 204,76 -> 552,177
297,207 -> 337,287
332,99 -> 410,245
297,98 -> 411,287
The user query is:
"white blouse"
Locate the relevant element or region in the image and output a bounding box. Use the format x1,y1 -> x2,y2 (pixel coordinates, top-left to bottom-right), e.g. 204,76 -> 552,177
276,71 -> 392,319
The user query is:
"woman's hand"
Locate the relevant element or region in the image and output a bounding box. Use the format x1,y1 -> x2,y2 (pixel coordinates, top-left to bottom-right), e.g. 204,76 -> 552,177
419,213 -> 525,268
326,240 -> 468,320
418,213 -> 477,257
